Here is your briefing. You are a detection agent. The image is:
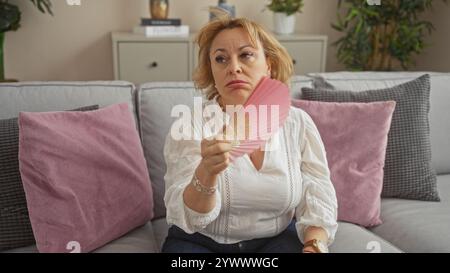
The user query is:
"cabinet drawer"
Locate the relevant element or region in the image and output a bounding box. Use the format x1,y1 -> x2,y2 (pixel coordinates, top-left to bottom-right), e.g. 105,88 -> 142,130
118,42 -> 189,83
281,41 -> 325,74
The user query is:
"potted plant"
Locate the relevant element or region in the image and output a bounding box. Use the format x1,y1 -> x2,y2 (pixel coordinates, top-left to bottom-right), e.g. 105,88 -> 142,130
266,0 -> 304,35
332,0 -> 448,71
0,0 -> 53,82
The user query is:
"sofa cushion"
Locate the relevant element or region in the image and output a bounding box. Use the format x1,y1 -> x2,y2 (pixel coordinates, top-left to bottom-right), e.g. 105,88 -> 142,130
90,222 -> 159,253
370,174 -> 450,253
152,218 -> 170,252
307,72 -> 450,175
0,105 -> 98,252
2,222 -> 159,253
302,75 -> 439,201
151,218 -> 402,253
137,77 -> 312,219
330,222 -> 402,253
292,100 -> 395,227
0,81 -> 136,123
18,103 -> 153,253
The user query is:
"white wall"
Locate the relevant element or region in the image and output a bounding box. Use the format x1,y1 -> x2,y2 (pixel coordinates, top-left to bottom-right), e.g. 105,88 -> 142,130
4,0 -> 449,81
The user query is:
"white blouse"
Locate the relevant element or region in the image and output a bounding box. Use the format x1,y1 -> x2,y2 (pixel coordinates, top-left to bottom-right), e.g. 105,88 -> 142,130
163,98 -> 338,245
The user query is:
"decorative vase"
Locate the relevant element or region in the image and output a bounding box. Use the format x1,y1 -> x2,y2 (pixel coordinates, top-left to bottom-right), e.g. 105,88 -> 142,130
273,12 -> 296,35
209,0 -> 236,21
150,0 -> 169,20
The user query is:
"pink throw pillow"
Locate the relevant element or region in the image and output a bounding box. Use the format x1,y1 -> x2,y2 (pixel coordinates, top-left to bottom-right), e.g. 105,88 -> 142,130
18,103 -> 154,253
292,99 -> 395,227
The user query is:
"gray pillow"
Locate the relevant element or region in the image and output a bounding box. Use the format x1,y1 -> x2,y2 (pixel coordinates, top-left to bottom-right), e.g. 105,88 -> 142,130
0,105 -> 99,251
302,75 -> 439,201
312,76 -> 336,90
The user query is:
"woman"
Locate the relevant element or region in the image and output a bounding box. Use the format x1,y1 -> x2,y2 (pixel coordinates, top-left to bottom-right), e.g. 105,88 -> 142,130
162,16 -> 338,253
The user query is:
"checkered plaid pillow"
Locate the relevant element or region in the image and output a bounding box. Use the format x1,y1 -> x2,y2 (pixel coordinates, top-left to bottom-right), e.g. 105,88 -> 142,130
301,75 -> 439,201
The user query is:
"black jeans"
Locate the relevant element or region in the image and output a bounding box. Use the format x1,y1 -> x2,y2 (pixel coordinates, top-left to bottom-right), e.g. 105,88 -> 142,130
162,220 -> 303,253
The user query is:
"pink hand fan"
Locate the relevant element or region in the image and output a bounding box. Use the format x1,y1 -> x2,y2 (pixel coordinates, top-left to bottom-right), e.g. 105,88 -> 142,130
226,77 -> 291,162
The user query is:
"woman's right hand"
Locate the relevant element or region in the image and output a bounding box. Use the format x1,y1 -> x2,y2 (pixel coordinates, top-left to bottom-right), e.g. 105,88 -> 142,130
197,138 -> 233,186
183,137 -> 232,213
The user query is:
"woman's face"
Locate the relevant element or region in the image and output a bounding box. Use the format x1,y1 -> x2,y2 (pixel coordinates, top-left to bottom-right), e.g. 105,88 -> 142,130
210,28 -> 271,107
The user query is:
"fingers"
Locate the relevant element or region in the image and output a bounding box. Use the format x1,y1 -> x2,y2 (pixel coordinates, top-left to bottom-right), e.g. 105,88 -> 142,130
201,143 -> 232,158
201,138 -> 232,147
212,141 -> 232,153
205,152 -> 230,166
201,140 -> 232,158
200,135 -> 233,176
199,152 -> 231,177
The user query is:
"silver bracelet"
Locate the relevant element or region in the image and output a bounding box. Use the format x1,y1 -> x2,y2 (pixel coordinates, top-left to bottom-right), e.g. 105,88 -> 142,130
192,173 -> 217,195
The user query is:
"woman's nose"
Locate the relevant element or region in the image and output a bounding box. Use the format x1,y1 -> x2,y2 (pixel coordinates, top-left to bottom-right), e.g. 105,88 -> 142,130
228,57 -> 242,74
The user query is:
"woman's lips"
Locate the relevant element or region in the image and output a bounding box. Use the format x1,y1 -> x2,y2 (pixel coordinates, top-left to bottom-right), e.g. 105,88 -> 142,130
226,80 -> 249,89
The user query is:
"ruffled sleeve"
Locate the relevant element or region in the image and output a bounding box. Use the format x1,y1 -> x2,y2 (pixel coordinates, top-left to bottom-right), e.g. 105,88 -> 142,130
163,131 -> 221,234
294,110 -> 338,246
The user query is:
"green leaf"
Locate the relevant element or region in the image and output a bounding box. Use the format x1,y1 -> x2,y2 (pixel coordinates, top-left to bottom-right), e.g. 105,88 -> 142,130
29,0 -> 53,15
331,23 -> 344,32
0,0 -> 52,33
0,2 -> 21,32
344,8 -> 359,22
267,0 -> 304,15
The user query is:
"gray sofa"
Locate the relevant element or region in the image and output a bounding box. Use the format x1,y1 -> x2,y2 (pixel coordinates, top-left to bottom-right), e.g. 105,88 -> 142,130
1,72 -> 449,253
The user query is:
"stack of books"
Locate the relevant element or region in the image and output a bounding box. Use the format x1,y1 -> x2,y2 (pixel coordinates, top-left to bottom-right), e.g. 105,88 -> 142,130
133,18 -> 189,37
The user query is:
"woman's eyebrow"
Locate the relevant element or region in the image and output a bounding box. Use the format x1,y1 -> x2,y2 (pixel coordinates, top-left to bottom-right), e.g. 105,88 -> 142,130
238,45 -> 254,50
213,48 -> 227,54
212,44 -> 254,54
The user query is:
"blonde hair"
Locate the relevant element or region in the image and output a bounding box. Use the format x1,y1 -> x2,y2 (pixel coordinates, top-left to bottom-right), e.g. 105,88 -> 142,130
193,16 -> 294,100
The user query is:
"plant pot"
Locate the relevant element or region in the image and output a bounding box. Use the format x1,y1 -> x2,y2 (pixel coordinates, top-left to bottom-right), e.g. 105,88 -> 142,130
273,12 -> 296,35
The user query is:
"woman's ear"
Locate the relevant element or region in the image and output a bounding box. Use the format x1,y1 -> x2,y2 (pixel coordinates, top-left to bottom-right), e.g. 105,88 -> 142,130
266,59 -> 272,76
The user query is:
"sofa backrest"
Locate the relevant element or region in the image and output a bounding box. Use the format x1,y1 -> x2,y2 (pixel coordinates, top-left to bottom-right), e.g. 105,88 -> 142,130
307,72 -> 450,175
290,75 -> 313,99
3,73 -> 446,221
137,82 -> 202,219
0,81 -> 136,120
0,77 -> 312,220
137,76 -> 313,218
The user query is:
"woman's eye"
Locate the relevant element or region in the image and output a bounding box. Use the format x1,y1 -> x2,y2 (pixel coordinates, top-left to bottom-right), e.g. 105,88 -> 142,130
215,56 -> 227,63
241,52 -> 254,59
